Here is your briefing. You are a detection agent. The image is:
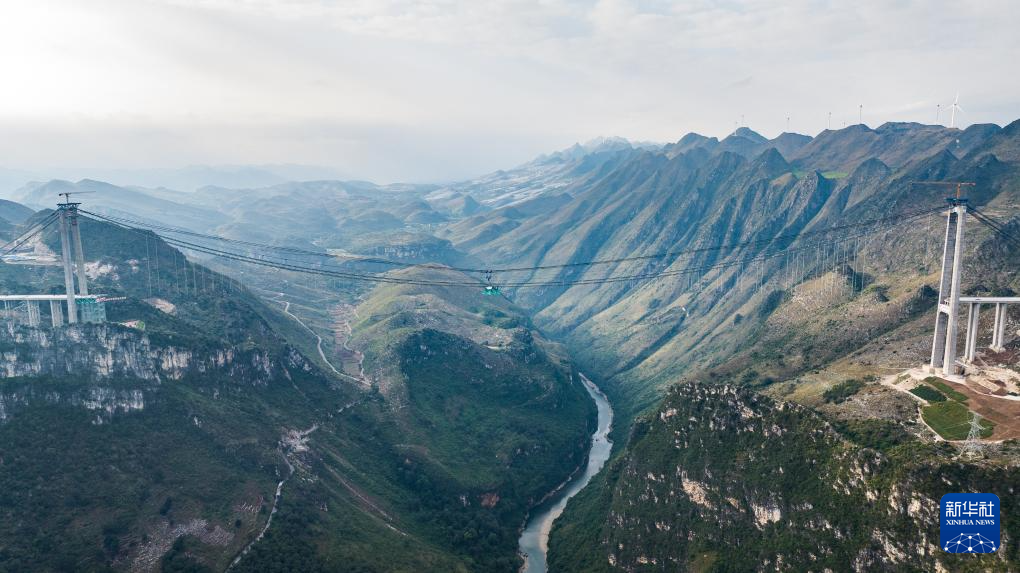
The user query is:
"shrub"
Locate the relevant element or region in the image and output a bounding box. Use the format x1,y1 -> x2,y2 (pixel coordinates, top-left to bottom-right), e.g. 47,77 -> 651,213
909,385 -> 946,402
927,379 -> 968,402
823,379 -> 865,403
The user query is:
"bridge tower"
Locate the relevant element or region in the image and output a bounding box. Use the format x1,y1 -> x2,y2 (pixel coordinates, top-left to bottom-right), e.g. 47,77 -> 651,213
69,204 -> 89,296
56,193 -> 91,323
57,205 -> 79,323
928,187 -> 973,377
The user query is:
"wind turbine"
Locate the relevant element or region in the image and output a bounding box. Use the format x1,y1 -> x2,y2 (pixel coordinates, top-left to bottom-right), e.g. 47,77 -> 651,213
827,111 -> 832,130
949,93 -> 963,128
936,104 -> 941,124
859,104 -> 863,125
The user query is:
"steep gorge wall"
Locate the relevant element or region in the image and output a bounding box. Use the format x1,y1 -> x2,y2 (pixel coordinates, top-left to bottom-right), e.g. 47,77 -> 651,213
0,323 -> 315,423
549,383 -> 1019,572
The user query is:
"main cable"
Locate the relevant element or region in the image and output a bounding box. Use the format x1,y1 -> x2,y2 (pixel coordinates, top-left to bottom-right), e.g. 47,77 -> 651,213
968,207 -> 1020,248
80,210 -> 464,271
0,212 -> 60,255
80,205 -> 947,275
79,203 -> 940,290
143,208 -> 934,288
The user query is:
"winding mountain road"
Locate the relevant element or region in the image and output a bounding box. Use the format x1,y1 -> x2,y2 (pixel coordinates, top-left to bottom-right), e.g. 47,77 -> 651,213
269,292 -> 368,387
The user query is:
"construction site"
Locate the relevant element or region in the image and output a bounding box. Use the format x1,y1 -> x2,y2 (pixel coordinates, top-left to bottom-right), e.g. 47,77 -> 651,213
0,197 -> 111,328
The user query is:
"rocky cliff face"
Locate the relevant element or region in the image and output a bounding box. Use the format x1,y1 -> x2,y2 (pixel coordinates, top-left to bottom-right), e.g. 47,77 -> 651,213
549,382 -> 1018,572
0,323 -> 313,423
442,121 -> 1020,419
0,315 -> 359,573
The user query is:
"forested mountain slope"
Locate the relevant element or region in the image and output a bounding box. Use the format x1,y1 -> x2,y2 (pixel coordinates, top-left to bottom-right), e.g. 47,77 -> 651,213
511,122 -> 1020,573
442,121 -> 1020,421
550,382 -> 1019,572
0,199 -> 33,224
0,218 -> 593,572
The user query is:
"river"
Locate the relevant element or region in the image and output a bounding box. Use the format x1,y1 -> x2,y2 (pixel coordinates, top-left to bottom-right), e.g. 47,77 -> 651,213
518,373 -> 614,573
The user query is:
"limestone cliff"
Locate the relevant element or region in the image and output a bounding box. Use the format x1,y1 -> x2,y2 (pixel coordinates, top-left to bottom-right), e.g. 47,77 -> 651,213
0,323 -> 315,423
549,382 -> 1018,572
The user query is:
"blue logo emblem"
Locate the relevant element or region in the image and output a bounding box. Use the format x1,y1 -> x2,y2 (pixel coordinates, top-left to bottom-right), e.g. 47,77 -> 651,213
940,493 -> 1000,553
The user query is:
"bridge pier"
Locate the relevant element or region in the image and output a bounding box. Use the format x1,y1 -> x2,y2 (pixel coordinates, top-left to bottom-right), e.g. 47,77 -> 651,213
70,207 -> 89,296
991,304 -> 1006,351
50,299 -> 64,327
58,209 -> 79,324
929,204 -> 966,377
0,296 -> 106,328
26,301 -> 41,327
957,297 -> 1019,363
964,303 -> 981,362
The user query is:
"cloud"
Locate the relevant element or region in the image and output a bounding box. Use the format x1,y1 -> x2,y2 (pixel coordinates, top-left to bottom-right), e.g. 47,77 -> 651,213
1,0 -> 1018,183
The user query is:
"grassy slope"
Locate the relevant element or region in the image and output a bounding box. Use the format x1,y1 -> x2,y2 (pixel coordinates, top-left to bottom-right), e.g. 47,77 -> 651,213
337,266 -> 596,571
236,266 -> 595,572
921,401 -> 994,440
0,325 -> 356,572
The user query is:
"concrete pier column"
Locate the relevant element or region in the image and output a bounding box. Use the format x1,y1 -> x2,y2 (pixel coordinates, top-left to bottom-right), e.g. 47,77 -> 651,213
993,303 -> 1010,351
58,209 -> 79,323
930,205 -> 966,375
70,208 -> 89,296
942,206 -> 966,374
963,303 -> 973,361
26,301 -> 41,327
50,299 -> 64,327
964,302 -> 981,362
1003,304 -> 1012,348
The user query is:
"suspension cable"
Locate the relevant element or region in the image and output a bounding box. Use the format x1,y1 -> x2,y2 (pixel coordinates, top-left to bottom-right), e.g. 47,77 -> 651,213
968,207 -> 1020,248
0,212 -> 60,255
79,204 -> 948,275
83,206 -> 940,289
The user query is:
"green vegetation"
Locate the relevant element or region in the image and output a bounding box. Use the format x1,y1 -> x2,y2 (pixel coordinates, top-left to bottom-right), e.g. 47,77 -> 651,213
689,551 -> 719,572
834,419 -> 913,452
549,382 -> 1019,572
0,220 -> 594,572
0,370 -> 309,572
926,378 -> 969,402
822,378 -> 865,403
479,308 -> 521,329
910,384 -> 947,402
922,401 -> 994,440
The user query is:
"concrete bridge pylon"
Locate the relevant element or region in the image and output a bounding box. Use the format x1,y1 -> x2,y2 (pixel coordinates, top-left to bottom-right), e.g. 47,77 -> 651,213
929,202 -> 967,377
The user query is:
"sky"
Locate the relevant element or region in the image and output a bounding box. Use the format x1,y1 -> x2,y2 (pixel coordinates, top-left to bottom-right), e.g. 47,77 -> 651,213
1,0 -> 1019,184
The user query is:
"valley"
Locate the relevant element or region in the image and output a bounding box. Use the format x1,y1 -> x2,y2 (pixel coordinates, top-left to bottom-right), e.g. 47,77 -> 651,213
6,3 -> 1020,571
0,222 -> 595,572
519,374 -> 613,573
2,120 -> 1020,572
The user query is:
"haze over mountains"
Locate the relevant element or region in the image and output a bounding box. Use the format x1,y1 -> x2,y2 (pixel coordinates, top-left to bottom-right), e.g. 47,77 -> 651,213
7,120 -> 1020,412
441,120 -> 1020,413
2,119 -> 1019,572
0,164 -> 351,195
5,1 -> 1020,570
